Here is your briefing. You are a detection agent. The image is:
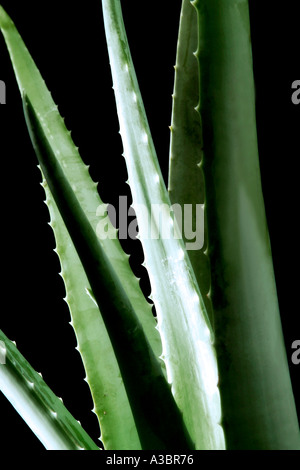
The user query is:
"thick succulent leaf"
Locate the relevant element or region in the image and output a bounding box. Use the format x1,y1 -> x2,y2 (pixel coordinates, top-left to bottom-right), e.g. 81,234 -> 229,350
192,0 -> 300,449
0,329 -> 99,450
101,0 -> 225,449
168,0 -> 214,326
0,5 -> 161,362
23,94 -> 193,450
0,4 -> 165,450
42,175 -> 140,450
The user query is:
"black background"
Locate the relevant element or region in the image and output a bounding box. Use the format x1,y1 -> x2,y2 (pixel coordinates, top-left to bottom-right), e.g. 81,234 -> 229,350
0,0 -> 299,450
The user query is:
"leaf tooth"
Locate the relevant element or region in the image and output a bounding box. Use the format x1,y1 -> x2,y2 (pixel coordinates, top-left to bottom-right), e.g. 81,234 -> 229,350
26,380 -> 35,389
47,91 -> 59,110
196,159 -> 203,169
84,287 -> 98,306
132,91 -> 137,103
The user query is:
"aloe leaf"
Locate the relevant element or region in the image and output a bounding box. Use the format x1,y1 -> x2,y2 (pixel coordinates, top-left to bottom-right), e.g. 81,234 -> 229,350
101,0 -> 225,450
23,94 -> 193,450
0,4 -> 166,449
190,0 -> 300,449
0,5 -> 161,369
0,330 -> 99,450
168,0 -> 213,326
42,176 -> 140,450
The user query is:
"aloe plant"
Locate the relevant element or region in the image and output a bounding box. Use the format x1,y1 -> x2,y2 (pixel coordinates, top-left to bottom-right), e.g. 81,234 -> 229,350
0,0 -> 299,450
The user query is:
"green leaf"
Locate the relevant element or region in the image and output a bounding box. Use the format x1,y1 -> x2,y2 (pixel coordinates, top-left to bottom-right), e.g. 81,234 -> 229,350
23,93 -> 193,450
192,0 -> 300,449
42,175 -> 141,450
101,0 -> 224,449
0,329 -> 99,450
0,4 -> 170,449
168,0 -> 214,326
0,5 -> 161,378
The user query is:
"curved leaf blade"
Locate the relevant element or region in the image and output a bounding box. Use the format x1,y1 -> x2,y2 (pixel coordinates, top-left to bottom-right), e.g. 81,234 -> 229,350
101,0 -> 225,450
23,93 -> 194,450
168,0 -> 214,326
0,330 -> 99,450
42,176 -> 141,450
0,5 -> 161,366
193,0 -> 300,449
0,4 -> 166,449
